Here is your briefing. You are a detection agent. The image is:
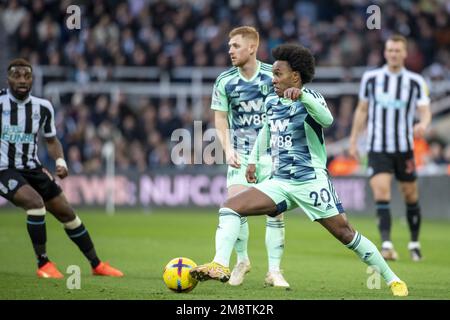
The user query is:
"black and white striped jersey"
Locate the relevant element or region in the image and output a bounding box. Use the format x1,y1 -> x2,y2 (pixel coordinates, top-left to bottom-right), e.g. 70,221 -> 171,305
359,65 -> 430,153
0,89 -> 56,171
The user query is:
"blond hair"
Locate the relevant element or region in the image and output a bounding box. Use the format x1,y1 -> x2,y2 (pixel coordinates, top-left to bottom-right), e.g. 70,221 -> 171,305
229,26 -> 259,46
386,34 -> 408,48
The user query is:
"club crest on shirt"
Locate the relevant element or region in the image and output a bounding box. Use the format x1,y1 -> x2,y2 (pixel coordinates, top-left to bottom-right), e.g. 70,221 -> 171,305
32,112 -> 40,120
289,104 -> 297,116
259,84 -> 269,95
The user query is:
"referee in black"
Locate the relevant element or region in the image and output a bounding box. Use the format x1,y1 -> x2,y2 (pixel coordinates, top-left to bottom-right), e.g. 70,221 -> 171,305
0,58 -> 123,278
349,35 -> 431,262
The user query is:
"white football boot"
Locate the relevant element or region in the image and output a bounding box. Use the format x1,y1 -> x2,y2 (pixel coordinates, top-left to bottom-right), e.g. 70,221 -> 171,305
265,270 -> 290,288
228,260 -> 251,286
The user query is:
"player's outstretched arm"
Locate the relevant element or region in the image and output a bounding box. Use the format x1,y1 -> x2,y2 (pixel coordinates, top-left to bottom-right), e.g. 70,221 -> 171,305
45,136 -> 68,179
302,93 -> 333,128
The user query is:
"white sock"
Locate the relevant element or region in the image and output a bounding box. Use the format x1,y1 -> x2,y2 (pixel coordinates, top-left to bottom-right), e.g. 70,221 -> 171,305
408,241 -> 420,250
213,208 -> 241,267
234,217 -> 249,263
347,232 -> 400,285
382,241 -> 394,249
266,215 -> 285,272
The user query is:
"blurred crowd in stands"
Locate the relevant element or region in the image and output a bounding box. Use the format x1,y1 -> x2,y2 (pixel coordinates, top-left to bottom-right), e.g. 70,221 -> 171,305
2,0 -> 450,174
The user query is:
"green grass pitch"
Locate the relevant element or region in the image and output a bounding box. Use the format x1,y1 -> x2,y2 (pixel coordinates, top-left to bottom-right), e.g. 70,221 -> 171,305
0,208 -> 449,300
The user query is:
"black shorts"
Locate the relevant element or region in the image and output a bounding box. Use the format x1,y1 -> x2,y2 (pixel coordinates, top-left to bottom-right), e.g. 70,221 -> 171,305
0,167 -> 62,202
367,151 -> 417,182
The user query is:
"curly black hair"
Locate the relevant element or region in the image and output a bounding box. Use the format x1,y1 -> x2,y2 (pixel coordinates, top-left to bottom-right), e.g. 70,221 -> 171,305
272,44 -> 315,84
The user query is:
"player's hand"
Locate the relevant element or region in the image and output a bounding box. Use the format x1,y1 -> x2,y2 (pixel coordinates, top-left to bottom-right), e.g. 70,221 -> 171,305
246,164 -> 257,183
284,87 -> 302,100
226,149 -> 241,168
56,165 -> 68,179
348,143 -> 360,161
413,123 -> 427,139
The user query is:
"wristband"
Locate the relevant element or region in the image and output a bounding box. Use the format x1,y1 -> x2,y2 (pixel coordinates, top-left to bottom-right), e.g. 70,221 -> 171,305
56,158 -> 68,169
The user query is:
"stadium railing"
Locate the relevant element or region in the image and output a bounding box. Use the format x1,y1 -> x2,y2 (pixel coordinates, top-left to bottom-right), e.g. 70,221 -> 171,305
37,65 -> 450,155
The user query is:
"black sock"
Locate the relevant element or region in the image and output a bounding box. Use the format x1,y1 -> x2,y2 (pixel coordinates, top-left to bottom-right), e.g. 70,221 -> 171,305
406,202 -> 421,242
376,201 -> 391,243
27,215 -> 49,268
65,224 -> 100,268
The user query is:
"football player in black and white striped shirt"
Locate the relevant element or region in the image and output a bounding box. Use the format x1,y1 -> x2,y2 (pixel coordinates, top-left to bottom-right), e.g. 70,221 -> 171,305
0,59 -> 123,278
349,35 -> 432,262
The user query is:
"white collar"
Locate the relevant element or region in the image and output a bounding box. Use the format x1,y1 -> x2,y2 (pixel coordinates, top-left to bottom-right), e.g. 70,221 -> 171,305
382,64 -> 405,76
